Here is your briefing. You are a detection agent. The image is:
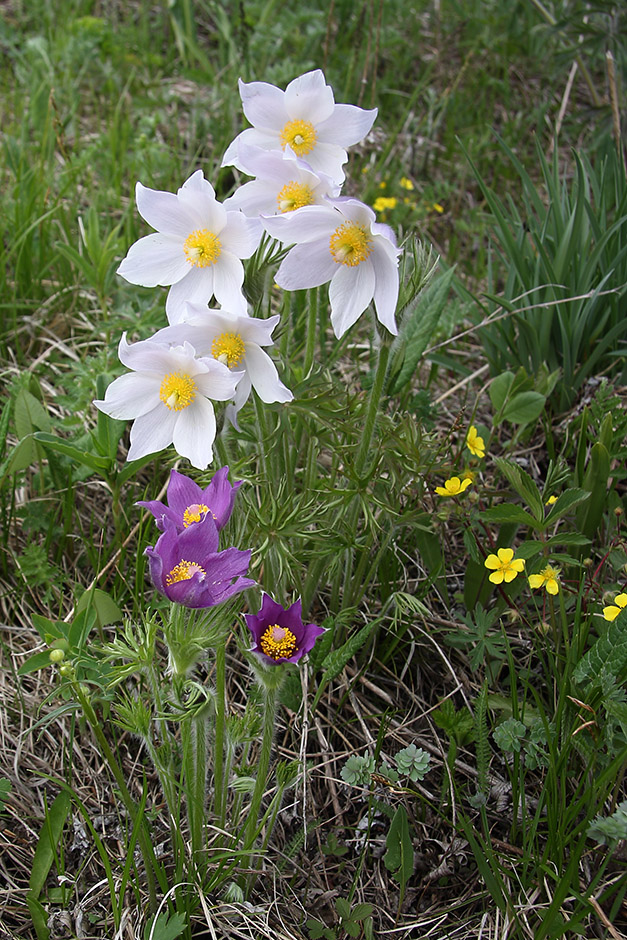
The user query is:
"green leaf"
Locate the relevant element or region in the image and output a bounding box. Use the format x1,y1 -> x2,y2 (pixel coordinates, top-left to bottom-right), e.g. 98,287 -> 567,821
493,457 -> 544,522
33,432 -> 111,472
489,371 -> 514,413
543,488 -> 590,525
146,912 -> 188,940
575,442 -> 611,539
501,390 -> 546,426
18,650 -> 54,677
76,589 -> 122,628
335,897 -> 351,920
14,388 -> 51,438
0,778 -> 12,813
573,608 -> 627,688
350,903 -> 374,921
480,505 -> 539,528
26,895 -> 50,940
383,805 -> 414,892
310,615 -> 382,713
390,267 -> 455,393
28,790 -> 71,900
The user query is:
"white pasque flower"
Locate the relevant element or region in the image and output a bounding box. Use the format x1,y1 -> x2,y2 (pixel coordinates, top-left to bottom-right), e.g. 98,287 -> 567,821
93,334 -> 242,470
262,197 -> 401,338
152,305 -> 293,425
222,70 -> 377,184
224,143 -> 341,218
117,170 -> 260,320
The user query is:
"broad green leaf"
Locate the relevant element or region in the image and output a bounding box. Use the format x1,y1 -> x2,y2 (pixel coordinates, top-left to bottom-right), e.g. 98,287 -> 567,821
28,790 -> 71,899
18,650 -> 54,677
384,805 -> 414,893
493,457 -> 544,522
33,432 -> 111,472
573,608 -> 627,687
575,442 -> 611,539
489,371 -> 514,413
480,505 -> 539,528
502,390 -> 546,426
14,388 -> 51,438
76,589 -> 122,628
146,912 -> 188,940
543,488 -> 590,525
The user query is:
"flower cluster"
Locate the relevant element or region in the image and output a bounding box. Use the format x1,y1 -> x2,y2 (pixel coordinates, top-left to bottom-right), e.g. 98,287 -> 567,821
143,467 -> 254,608
95,69 -> 402,469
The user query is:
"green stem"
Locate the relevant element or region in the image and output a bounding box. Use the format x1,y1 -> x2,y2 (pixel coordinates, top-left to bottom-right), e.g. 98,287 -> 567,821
75,686 -> 162,909
213,643 -> 227,829
243,683 -> 278,852
354,336 -> 390,478
303,287 -> 319,375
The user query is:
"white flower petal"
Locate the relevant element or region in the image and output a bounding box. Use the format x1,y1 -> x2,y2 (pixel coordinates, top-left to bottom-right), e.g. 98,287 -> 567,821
305,141 -> 347,183
371,243 -> 400,335
317,104 -> 378,147
276,243 -> 337,290
220,212 -> 261,259
117,233 -> 189,287
329,261 -> 376,338
194,363 -> 243,401
117,333 -> 184,373
127,406 -> 177,461
172,397 -> 216,470
284,70 -> 334,124
212,252 -> 248,316
94,372 -> 160,420
135,182 -> 198,237
239,78 -> 287,130
225,179 -> 279,218
245,343 -> 293,403
166,266 -> 215,323
262,204 -> 338,244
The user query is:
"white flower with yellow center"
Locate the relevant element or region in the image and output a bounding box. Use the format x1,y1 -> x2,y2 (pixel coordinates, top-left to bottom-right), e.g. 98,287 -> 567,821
93,334 -> 243,469
152,304 -> 293,425
116,170 -> 260,320
222,70 -> 377,184
224,143 -> 340,218
261,197 -> 401,338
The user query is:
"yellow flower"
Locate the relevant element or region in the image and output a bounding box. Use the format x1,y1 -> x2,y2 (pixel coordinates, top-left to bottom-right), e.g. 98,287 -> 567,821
373,196 -> 398,213
484,548 -> 525,584
545,495 -> 558,506
603,592 -> 627,622
400,176 -> 414,190
529,565 -> 560,595
431,202 -> 444,214
435,476 -> 472,497
466,425 -> 485,459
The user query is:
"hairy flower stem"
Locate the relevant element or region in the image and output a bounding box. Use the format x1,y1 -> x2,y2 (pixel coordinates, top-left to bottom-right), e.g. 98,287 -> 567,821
74,685 -> 163,908
242,682 -> 279,854
213,643 -> 227,829
303,287 -> 319,376
353,334 -> 390,479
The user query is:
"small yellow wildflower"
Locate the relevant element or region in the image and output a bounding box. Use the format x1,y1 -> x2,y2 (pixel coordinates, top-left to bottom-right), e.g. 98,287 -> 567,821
435,476 -> 472,497
529,565 -> 560,595
466,425 -> 485,459
545,495 -> 558,506
373,196 -> 398,213
603,592 -> 627,622
400,176 -> 414,190
484,547 -> 525,584
379,181 -> 387,189
431,202 -> 444,214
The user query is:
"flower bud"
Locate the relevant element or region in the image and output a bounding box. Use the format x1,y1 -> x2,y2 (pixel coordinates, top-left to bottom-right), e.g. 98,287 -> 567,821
49,648 -> 65,664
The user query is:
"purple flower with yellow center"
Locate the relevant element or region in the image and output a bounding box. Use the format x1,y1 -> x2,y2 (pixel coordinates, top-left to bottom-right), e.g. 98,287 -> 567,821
137,467 -> 242,534
146,514 -> 254,608
245,595 -> 325,665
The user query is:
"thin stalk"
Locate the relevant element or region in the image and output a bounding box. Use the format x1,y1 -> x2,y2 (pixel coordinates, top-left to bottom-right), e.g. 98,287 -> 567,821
74,685 -> 162,909
242,683 -> 278,852
213,643 -> 227,829
353,337 -> 391,478
303,287 -> 319,375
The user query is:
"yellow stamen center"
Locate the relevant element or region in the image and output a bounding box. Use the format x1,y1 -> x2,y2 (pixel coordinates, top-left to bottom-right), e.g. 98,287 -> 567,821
277,180 -> 315,213
159,372 -> 197,411
211,332 -> 246,368
166,560 -> 206,585
183,229 -> 222,267
329,221 -> 372,267
260,624 -> 298,661
279,119 -> 317,156
183,503 -> 215,527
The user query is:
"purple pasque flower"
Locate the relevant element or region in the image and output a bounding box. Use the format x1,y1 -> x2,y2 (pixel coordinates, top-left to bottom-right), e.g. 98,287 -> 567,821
245,594 -> 325,665
137,467 -> 242,534
146,513 -> 254,608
